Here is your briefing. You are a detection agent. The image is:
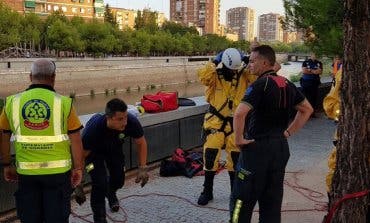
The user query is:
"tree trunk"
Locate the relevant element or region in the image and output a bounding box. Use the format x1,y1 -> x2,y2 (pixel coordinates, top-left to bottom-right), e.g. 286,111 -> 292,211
329,0 -> 370,222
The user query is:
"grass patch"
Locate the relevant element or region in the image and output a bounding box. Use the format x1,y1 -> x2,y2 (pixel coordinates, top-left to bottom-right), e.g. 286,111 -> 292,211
289,74 -> 301,83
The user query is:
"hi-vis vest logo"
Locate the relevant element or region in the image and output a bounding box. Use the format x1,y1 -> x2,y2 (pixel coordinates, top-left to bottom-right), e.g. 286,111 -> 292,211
22,99 -> 51,130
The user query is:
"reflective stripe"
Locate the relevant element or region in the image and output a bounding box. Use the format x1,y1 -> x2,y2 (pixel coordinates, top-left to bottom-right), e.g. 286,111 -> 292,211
14,134 -> 69,143
18,159 -> 71,170
53,95 -> 62,135
12,94 -> 21,135
232,199 -> 243,223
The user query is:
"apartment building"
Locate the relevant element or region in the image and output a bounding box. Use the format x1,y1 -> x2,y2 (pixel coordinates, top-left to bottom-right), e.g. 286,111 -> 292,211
226,7 -> 255,41
258,13 -> 283,42
169,0 -> 220,35
3,0 -> 104,20
110,7 -> 136,30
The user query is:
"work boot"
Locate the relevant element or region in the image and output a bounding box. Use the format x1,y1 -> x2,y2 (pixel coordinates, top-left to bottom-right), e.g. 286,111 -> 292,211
197,171 -> 215,205
107,190 -> 120,212
197,190 -> 213,205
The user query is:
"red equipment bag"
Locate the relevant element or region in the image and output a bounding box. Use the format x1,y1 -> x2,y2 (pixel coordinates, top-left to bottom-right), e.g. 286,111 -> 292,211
141,91 -> 178,113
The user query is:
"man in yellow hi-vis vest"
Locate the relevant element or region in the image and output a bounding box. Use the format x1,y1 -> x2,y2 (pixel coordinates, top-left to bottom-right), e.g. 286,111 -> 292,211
0,59 -> 84,223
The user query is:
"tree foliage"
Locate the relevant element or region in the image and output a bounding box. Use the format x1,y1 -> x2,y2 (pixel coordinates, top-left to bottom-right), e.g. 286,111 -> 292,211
0,4 -> 309,57
104,4 -> 116,26
0,2 -> 22,50
134,9 -> 158,33
161,21 -> 199,36
282,0 -> 343,56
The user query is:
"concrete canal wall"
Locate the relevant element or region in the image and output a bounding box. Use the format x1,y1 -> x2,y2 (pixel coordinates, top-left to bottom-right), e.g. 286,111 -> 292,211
0,55 -> 288,98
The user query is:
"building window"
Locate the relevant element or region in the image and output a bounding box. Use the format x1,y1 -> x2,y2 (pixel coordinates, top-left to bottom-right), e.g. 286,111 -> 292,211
72,7 -> 77,13
53,5 -> 59,11
61,6 -> 67,12
47,5 -> 51,11
80,8 -> 85,13
87,8 -> 91,13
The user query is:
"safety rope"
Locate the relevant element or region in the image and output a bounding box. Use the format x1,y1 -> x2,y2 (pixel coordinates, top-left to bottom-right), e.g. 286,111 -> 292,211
324,189 -> 369,223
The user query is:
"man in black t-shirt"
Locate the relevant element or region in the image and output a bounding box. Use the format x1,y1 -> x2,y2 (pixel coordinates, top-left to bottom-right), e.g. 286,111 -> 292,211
230,45 -> 313,223
82,98 -> 149,223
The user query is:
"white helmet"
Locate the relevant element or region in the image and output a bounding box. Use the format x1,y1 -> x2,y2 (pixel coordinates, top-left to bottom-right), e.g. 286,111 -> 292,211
221,48 -> 242,70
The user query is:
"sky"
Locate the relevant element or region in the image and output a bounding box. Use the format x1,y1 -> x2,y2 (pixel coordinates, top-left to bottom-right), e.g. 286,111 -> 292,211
104,0 -> 285,25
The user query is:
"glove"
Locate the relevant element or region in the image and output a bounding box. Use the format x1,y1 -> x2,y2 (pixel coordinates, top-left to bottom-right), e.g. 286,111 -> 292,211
74,184 -> 86,205
213,51 -> 224,66
135,165 -> 149,187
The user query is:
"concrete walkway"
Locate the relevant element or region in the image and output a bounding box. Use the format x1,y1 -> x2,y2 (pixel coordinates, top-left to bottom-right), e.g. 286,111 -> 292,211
67,113 -> 336,223
1,113 -> 334,223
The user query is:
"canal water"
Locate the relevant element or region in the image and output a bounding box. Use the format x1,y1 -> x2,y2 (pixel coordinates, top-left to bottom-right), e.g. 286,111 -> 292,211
74,62 -> 303,115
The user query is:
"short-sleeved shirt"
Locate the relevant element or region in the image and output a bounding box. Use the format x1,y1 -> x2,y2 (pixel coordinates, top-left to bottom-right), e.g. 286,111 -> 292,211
82,113 -> 143,155
242,71 -> 305,139
302,59 -> 323,80
0,84 -> 82,134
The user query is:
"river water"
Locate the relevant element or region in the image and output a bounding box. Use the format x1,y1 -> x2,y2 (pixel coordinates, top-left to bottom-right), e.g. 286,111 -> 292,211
74,62 -> 303,115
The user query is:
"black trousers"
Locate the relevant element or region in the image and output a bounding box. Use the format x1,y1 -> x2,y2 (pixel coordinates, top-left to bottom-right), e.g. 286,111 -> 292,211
230,138 -> 290,223
15,172 -> 72,223
300,78 -> 320,110
87,152 -> 125,214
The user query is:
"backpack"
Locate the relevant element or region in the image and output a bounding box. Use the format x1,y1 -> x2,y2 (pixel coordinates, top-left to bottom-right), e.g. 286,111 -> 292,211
160,148 -> 204,178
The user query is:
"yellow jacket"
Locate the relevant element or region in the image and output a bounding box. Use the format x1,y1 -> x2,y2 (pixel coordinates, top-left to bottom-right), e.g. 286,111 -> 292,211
323,69 -> 342,120
198,62 -> 257,132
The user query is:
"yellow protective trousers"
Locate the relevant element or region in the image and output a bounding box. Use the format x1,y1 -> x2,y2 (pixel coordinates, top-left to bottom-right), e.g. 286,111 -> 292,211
202,114 -> 239,172
198,62 -> 257,172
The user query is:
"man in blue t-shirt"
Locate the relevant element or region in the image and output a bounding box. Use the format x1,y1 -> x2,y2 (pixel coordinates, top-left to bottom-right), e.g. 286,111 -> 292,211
300,53 -> 323,117
82,98 -> 149,223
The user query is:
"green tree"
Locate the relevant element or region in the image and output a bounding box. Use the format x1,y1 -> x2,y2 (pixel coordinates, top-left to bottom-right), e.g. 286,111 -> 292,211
0,2 -> 22,50
178,35 -> 193,56
79,20 -> 116,55
47,19 -> 84,54
134,9 -> 158,33
150,31 -> 167,56
189,34 -> 207,55
131,30 -> 151,56
204,34 -> 230,54
283,0 -> 343,56
21,13 -> 43,51
104,4 -> 116,26
119,28 -> 134,55
161,21 -> 199,36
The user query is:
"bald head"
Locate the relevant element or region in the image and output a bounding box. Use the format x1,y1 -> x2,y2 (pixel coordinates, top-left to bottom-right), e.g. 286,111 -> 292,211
31,59 -> 56,80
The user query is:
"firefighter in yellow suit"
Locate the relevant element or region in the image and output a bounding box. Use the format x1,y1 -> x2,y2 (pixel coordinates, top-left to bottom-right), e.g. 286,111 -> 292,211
323,67 -> 341,193
197,48 -> 257,205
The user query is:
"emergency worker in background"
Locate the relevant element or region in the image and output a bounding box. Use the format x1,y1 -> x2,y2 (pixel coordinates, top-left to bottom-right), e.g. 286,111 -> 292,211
82,98 -> 149,223
323,64 -> 370,221
323,65 -> 341,200
231,45 -> 312,222
300,53 -> 323,117
197,48 -> 257,205
331,55 -> 342,78
0,59 -> 84,222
